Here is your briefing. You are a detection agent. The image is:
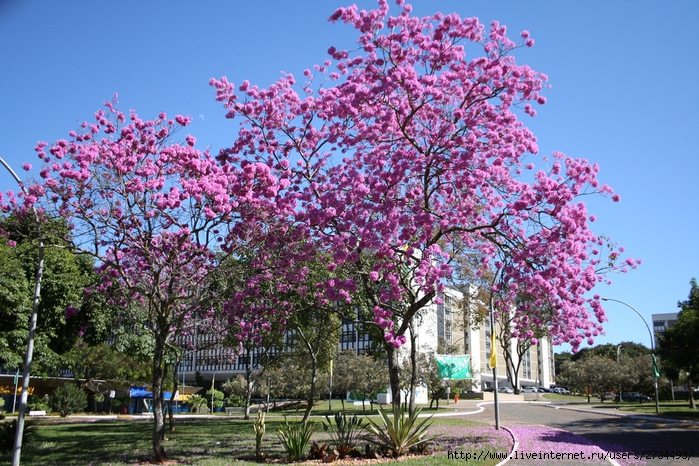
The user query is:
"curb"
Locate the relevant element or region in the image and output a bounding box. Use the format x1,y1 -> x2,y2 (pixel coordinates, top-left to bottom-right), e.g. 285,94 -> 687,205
546,404 -> 699,426
495,425 -> 517,466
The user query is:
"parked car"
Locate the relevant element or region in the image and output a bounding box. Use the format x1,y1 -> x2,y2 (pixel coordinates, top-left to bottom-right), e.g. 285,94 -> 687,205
521,387 -> 537,393
498,387 -> 514,394
600,392 -> 616,401
621,392 -> 651,402
552,387 -> 570,395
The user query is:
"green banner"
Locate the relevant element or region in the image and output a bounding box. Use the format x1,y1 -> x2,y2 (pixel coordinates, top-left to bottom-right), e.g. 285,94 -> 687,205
435,354 -> 472,379
652,354 -> 660,378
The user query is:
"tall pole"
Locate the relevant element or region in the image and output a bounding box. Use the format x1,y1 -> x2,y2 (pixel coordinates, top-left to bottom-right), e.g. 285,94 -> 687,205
602,297 -> 660,414
489,267 -> 503,430
1,157 -> 45,466
617,344 -> 622,403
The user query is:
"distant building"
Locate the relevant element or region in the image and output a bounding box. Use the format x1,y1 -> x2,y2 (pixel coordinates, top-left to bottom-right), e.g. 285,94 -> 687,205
652,312 -> 679,348
176,285 -> 554,395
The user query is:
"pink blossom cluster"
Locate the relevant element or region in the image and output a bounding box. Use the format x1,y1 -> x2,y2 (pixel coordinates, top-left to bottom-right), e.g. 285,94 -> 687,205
2,1 -> 640,353
209,1 -> 638,350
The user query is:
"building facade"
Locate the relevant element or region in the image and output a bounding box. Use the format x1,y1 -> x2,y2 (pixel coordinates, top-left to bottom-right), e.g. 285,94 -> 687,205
651,312 -> 679,348
175,285 -> 555,392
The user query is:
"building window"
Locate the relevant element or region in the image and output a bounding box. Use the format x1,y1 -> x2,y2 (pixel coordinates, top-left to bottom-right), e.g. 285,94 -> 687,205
522,348 -> 532,379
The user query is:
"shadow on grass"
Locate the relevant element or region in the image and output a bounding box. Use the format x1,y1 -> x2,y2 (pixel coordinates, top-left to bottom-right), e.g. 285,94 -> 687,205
1,416 -> 510,465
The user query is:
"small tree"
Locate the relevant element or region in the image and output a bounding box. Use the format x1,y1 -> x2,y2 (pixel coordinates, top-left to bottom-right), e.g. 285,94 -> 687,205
205,389 -> 225,412
186,394 -> 207,413
50,384 -> 88,417
657,279 -> 699,409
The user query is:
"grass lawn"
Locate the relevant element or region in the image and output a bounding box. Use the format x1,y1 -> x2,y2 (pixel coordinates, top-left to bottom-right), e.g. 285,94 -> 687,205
1,414 -> 511,465
616,401 -> 699,419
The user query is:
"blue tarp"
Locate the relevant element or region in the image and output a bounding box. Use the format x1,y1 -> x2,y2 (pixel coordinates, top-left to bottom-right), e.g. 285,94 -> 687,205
129,387 -> 172,400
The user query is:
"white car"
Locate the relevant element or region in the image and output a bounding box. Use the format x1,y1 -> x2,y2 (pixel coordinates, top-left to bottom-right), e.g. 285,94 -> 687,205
521,387 -> 537,393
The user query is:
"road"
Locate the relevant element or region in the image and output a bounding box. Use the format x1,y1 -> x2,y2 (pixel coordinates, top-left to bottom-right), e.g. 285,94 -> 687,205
449,399 -> 699,465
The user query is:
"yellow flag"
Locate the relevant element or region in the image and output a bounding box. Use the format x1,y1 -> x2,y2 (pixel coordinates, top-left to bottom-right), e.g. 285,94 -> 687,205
489,331 -> 497,369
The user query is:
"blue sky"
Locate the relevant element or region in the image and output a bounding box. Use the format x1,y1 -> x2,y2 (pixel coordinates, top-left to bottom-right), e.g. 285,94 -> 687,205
1,1 -> 697,353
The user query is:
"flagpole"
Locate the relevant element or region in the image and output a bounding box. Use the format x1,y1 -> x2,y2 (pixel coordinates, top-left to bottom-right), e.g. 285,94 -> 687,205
12,369 -> 19,413
489,267 -> 502,430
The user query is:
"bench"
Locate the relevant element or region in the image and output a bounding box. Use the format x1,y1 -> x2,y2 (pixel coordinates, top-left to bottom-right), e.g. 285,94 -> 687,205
225,407 -> 243,416
353,401 -> 370,408
28,410 -> 47,416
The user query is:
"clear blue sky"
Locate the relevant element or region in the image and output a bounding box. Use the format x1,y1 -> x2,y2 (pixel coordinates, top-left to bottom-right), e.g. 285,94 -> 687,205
1,1 -> 697,353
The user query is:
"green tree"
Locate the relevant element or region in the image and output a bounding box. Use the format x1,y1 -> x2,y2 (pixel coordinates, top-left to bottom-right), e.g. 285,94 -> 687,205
205,388 -> 225,412
0,217 -> 105,375
50,383 -> 88,417
557,356 -> 622,402
657,279 -> 699,409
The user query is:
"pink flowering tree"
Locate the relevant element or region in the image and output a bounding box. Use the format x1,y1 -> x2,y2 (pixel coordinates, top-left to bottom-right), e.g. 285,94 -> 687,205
211,0 -> 637,408
3,98 -> 281,462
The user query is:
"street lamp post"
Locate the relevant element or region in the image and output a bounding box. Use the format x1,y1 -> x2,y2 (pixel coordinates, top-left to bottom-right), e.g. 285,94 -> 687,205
601,297 -> 660,414
1,156 -> 45,466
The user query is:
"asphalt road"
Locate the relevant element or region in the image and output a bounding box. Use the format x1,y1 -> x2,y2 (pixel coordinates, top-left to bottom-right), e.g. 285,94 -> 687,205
449,400 -> 699,465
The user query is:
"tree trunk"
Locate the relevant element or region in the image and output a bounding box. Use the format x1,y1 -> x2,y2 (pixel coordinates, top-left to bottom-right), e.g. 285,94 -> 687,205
151,334 -> 167,463
169,362 -> 179,432
386,344 -> 401,411
407,322 -> 418,415
688,379 -> 696,409
301,355 -> 318,424
244,356 -> 254,421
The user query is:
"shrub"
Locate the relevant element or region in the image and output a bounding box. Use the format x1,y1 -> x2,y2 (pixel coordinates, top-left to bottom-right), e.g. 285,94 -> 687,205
322,412 -> 365,458
186,394 -> 207,413
27,395 -> 51,413
50,384 -> 88,417
364,405 -> 434,458
205,389 -> 225,411
278,418 -> 315,462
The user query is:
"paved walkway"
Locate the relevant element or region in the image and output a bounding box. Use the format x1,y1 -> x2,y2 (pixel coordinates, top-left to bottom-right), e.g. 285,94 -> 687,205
438,399 -> 698,466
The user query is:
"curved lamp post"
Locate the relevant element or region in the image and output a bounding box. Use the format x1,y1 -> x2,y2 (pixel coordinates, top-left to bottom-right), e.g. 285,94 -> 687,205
0,156 -> 44,466
601,297 -> 660,414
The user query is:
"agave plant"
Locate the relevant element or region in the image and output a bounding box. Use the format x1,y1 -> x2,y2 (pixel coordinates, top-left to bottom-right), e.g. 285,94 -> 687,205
364,405 -> 435,458
322,412 -> 365,458
278,417 -> 316,462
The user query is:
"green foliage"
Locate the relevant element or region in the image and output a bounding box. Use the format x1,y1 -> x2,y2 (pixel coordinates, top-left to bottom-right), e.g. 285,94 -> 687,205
657,278 -> 699,408
226,394 -> 245,407
253,410 -> 266,461
205,388 -> 225,411
0,420 -> 36,454
322,412 -> 365,458
0,216 -> 112,376
27,395 -> 50,413
62,341 -> 152,385
278,417 -> 316,462
364,405 -> 435,458
50,383 -> 88,417
186,394 -> 207,413
572,341 -> 650,362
